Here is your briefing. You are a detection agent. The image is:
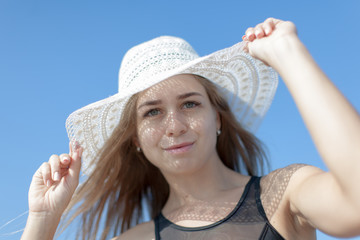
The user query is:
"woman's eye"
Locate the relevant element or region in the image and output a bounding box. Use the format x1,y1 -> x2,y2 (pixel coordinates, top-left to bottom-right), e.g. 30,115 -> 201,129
183,101 -> 199,109
144,109 -> 161,117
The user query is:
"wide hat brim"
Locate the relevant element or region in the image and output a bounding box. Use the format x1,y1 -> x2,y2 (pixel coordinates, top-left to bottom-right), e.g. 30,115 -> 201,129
66,40 -> 278,175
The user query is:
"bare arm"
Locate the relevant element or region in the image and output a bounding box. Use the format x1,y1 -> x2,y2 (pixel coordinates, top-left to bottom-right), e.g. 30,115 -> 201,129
245,18 -> 360,237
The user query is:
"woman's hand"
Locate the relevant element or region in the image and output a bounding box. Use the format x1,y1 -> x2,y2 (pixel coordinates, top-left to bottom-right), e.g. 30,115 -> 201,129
28,142 -> 83,217
242,17 -> 298,67
22,142 -> 83,240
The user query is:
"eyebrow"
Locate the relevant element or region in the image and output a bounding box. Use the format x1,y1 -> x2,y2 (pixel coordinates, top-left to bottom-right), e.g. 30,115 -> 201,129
177,92 -> 203,100
137,100 -> 162,110
137,92 -> 203,110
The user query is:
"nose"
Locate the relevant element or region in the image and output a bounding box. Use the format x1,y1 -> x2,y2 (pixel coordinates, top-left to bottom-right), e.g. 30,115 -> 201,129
164,111 -> 187,137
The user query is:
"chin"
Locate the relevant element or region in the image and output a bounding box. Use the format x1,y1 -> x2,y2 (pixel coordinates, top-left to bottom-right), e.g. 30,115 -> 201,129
160,156 -> 207,176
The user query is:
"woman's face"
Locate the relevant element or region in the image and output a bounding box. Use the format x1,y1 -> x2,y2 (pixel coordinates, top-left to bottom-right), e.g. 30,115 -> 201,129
135,74 -> 221,175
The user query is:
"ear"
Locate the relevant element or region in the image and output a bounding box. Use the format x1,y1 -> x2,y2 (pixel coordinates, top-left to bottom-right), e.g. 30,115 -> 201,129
216,111 -> 221,130
133,136 -> 140,148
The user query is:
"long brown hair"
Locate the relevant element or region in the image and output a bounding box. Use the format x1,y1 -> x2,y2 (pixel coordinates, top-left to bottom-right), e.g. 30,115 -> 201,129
60,75 -> 268,239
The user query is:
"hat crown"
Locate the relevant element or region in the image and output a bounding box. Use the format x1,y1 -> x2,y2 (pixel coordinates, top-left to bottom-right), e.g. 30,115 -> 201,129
118,36 -> 199,92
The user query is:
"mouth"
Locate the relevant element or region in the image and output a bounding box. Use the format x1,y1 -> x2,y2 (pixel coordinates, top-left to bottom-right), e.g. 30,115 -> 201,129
163,142 -> 194,154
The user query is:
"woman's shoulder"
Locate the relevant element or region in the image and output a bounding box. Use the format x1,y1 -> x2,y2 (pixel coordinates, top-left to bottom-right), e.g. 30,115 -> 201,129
261,163 -> 324,191
259,164 -> 322,238
112,220 -> 155,240
259,164 -> 319,219
260,163 -> 324,195
261,163 -> 308,183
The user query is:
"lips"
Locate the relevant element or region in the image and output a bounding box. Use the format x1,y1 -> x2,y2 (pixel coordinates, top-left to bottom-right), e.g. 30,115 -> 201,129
164,142 -> 193,150
163,142 -> 194,154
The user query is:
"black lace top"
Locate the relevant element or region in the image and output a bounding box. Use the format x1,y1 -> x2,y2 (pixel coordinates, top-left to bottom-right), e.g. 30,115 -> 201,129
154,176 -> 285,240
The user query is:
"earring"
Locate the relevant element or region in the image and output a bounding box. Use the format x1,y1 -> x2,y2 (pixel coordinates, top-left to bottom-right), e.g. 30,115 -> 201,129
217,129 -> 221,136
136,147 -> 141,152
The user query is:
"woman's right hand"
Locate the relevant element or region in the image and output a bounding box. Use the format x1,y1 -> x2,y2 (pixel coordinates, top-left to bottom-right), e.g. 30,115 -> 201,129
28,141 -> 83,217
242,18 -> 299,68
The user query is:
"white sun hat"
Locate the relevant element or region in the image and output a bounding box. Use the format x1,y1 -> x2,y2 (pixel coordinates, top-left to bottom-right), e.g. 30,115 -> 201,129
65,36 -> 278,174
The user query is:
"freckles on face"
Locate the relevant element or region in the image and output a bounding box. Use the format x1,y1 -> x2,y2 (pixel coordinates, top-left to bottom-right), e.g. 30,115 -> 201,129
135,74 -> 220,172
136,121 -> 162,150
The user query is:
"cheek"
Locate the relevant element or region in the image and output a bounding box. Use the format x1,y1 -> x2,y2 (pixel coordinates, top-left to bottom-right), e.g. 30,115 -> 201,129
137,122 -> 164,167
188,112 -> 217,134
188,116 -> 204,132
137,122 -> 162,148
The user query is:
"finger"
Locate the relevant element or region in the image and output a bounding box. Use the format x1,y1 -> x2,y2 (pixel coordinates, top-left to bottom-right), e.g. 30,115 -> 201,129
68,141 -> 83,182
59,153 -> 71,168
39,162 -> 52,187
254,24 -> 265,39
263,18 -> 276,35
61,169 -> 69,177
245,27 -> 255,41
69,141 -> 74,156
49,154 -> 61,182
243,45 -> 249,53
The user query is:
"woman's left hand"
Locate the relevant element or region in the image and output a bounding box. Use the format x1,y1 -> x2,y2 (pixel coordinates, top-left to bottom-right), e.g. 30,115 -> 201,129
242,17 -> 298,67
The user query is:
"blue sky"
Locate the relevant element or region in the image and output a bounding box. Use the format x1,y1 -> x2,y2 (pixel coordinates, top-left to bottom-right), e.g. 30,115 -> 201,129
0,0 -> 359,239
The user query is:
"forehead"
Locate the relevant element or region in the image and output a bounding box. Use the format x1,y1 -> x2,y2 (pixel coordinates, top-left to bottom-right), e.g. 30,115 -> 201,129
137,74 -> 207,102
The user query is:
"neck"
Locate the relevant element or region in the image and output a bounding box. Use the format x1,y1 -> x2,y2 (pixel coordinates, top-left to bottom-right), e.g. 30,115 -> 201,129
161,155 -> 247,213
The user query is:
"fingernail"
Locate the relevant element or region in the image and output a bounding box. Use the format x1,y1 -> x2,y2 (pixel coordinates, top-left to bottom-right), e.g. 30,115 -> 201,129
63,156 -> 69,163
265,27 -> 270,35
247,33 -> 255,41
74,141 -> 81,151
54,172 -> 60,181
46,180 -> 51,187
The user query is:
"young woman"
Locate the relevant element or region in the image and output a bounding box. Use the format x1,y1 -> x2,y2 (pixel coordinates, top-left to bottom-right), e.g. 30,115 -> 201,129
21,18 -> 360,240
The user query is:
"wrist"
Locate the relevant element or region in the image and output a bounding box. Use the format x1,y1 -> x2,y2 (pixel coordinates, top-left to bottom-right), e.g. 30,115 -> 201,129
21,212 -> 62,240
28,210 -> 62,219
